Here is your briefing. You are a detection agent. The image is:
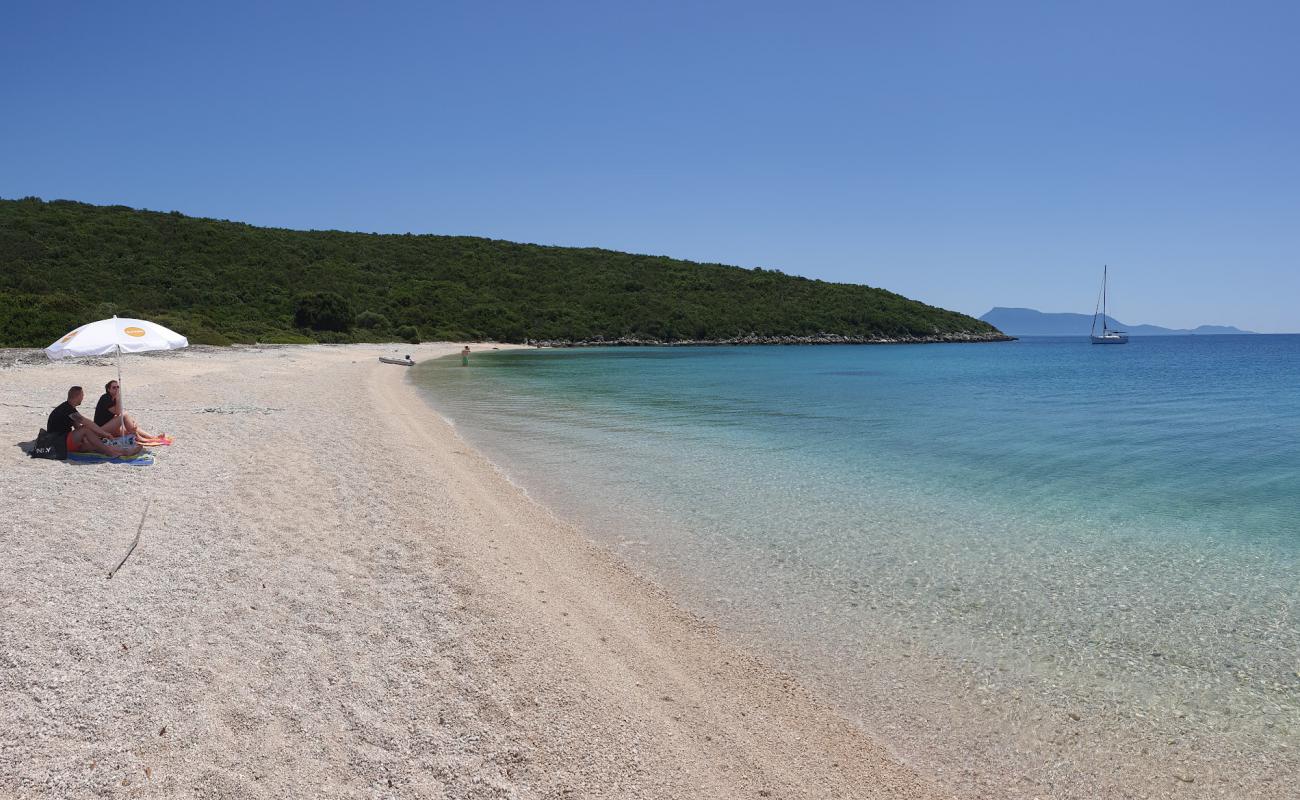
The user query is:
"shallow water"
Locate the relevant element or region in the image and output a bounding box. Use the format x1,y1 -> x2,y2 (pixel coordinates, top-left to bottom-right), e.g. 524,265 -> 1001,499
414,338 -> 1300,798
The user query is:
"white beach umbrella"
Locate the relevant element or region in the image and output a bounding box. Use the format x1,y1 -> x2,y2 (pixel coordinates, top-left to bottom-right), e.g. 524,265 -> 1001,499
46,316 -> 188,433
46,316 -> 188,359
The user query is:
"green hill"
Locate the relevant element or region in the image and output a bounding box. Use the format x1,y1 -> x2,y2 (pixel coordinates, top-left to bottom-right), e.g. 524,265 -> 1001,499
0,197 -> 1005,347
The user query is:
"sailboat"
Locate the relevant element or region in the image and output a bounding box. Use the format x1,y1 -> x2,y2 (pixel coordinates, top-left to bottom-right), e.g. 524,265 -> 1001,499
1091,266 -> 1129,344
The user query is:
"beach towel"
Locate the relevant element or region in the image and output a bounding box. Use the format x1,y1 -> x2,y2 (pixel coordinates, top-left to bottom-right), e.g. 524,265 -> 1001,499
67,450 -> 155,467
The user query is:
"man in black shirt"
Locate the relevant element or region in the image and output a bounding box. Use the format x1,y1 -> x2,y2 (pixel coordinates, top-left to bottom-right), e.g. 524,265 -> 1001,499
47,386 -> 139,457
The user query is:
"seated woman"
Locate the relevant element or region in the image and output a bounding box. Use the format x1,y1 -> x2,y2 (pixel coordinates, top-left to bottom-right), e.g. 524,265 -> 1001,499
95,380 -> 171,446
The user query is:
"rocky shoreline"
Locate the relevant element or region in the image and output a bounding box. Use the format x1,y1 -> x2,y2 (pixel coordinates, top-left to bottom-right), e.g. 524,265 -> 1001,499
526,331 -> 1015,347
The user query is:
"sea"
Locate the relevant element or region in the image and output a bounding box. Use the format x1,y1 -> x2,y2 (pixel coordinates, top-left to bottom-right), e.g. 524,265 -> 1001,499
412,336 -> 1300,799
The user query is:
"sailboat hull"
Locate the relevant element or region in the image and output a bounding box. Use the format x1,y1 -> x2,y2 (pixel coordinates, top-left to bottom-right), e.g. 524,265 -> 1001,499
1091,334 -> 1129,344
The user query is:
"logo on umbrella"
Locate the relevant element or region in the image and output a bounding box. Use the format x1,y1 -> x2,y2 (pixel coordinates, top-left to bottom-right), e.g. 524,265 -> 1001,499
61,330 -> 79,343
124,327 -> 146,337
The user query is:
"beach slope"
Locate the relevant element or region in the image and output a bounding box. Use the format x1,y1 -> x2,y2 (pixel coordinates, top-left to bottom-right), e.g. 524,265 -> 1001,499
0,344 -> 946,799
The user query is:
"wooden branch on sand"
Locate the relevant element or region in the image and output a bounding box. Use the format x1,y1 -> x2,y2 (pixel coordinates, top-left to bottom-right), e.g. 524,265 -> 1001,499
108,499 -> 150,579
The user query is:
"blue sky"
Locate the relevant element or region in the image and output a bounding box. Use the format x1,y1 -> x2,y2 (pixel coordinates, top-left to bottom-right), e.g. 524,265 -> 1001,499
4,1 -> 1297,331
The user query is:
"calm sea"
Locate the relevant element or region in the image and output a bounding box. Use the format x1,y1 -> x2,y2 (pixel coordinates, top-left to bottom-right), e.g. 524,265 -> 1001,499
413,337 -> 1300,798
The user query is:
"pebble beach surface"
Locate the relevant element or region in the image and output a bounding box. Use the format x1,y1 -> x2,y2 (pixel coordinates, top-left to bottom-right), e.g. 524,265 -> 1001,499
0,344 -> 947,799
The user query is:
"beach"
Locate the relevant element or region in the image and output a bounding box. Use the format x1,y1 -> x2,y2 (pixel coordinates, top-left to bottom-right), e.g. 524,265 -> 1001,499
0,344 -> 947,799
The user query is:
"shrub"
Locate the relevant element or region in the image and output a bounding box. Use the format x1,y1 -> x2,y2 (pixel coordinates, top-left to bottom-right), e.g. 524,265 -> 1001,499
257,330 -> 316,344
187,328 -> 232,346
396,325 -> 420,344
355,310 -> 390,330
294,292 -> 351,332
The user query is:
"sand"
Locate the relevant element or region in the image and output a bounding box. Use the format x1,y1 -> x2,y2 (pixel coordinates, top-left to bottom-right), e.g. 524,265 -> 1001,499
0,344 -> 949,799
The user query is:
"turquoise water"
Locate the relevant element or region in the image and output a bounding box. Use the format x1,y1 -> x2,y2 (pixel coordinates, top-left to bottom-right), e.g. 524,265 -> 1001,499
414,338 -> 1299,798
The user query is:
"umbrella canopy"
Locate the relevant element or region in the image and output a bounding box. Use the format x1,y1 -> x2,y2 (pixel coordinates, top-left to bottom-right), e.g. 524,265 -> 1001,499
46,316 -> 188,360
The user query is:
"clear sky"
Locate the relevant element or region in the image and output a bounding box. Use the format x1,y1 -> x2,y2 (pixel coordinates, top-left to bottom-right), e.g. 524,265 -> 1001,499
4,1 -> 1297,331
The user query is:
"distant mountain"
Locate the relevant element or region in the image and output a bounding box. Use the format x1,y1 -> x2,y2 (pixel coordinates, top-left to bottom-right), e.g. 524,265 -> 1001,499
980,307 -> 1255,337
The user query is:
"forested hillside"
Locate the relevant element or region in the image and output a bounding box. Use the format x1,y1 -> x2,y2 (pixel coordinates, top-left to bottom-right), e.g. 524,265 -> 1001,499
0,198 -> 1005,346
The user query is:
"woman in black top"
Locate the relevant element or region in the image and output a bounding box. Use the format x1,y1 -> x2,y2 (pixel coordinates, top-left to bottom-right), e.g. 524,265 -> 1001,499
95,380 -> 170,446
93,386 -> 116,427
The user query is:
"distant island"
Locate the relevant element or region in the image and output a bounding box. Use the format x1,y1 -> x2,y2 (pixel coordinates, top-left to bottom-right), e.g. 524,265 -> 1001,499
0,198 -> 1009,347
980,307 -> 1255,337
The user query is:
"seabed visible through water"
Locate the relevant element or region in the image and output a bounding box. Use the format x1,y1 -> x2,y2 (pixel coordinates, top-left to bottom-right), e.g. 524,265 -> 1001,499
415,338 -> 1300,798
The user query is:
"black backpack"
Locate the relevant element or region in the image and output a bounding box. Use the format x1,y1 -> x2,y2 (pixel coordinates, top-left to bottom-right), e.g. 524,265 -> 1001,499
29,428 -> 67,460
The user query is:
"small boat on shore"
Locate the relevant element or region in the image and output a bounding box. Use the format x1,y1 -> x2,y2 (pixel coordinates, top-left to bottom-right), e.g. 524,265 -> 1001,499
379,356 -> 415,366
1091,266 -> 1128,345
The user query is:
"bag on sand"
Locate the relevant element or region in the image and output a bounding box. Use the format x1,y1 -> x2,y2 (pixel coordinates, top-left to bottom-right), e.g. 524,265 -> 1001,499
30,428 -> 67,460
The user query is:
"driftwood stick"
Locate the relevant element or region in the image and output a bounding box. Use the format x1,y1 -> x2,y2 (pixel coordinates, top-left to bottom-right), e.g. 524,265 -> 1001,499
108,499 -> 150,579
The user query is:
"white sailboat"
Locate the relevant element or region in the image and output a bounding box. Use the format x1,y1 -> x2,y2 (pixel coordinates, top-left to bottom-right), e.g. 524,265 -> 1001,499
1091,266 -> 1129,344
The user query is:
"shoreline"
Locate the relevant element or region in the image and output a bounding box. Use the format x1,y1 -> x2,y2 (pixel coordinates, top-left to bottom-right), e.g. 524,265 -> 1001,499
405,344 -> 1300,800
526,332 -> 1015,347
1,343 -> 947,798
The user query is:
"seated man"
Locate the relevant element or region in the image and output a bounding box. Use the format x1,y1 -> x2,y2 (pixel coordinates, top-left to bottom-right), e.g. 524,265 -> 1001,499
48,385 -> 142,457
94,380 -> 169,445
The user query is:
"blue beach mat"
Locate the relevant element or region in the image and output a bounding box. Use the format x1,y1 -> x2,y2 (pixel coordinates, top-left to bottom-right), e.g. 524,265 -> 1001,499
67,450 -> 155,467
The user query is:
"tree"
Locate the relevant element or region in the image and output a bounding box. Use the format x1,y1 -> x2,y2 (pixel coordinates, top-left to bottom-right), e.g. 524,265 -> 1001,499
355,310 -> 390,330
294,292 -> 351,332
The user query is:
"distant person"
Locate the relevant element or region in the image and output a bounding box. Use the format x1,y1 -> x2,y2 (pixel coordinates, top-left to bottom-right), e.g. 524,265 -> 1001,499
94,380 -> 170,446
47,386 -> 141,457
461,345 -> 470,367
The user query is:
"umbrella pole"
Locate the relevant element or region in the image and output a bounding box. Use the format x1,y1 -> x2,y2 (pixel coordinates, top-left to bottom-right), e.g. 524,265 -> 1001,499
117,344 -> 124,446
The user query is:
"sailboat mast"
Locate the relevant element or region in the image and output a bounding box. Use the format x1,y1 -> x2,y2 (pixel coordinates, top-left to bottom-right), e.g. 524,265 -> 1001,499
1102,265 -> 1108,333
1091,270 -> 1102,337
